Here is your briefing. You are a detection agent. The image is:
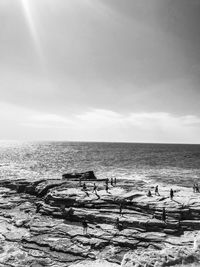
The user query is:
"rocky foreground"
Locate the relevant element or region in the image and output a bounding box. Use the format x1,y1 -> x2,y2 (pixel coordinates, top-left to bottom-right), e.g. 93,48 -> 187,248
1,172 -> 200,266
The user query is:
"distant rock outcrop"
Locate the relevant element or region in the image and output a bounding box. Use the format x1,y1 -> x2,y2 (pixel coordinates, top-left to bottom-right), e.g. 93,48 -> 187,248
62,171 -> 97,180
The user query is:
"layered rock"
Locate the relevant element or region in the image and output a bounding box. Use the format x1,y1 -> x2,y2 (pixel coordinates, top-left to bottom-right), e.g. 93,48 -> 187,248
121,246 -> 200,267
0,173 -> 200,266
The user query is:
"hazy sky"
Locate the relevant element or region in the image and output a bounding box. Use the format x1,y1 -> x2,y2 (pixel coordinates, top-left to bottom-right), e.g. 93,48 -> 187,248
0,0 -> 200,143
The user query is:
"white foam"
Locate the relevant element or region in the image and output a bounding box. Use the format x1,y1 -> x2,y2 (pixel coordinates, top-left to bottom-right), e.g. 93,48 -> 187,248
69,259 -> 118,267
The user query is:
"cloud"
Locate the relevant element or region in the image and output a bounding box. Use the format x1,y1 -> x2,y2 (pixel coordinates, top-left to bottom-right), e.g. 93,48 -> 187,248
181,115 -> 200,125
75,109 -> 200,128
20,109 -> 200,143
30,114 -> 72,124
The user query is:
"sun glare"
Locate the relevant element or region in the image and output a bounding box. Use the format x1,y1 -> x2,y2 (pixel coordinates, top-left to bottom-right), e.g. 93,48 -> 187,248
20,0 -> 45,71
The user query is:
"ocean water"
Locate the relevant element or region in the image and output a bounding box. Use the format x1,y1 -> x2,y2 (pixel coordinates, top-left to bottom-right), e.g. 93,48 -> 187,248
0,141 -> 200,187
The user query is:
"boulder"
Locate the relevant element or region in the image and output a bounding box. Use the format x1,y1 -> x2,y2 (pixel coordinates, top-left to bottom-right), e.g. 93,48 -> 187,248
62,171 -> 97,180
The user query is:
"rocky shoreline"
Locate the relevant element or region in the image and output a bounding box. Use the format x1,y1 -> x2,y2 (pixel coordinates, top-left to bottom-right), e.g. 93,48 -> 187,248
0,172 -> 200,266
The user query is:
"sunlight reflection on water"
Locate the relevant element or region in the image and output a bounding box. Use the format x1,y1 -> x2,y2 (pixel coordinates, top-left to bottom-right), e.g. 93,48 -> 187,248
0,141 -> 200,186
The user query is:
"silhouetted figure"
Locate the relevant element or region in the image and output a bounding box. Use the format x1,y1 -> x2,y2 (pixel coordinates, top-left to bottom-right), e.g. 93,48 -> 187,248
82,218 -> 88,235
82,183 -> 89,197
170,188 -> 174,200
83,183 -> 87,190
155,185 -> 160,196
114,178 -> 117,185
162,207 -> 166,222
105,184 -> 109,193
111,178 -> 113,186
119,203 -> 123,216
196,184 -> 199,193
115,217 -> 123,231
105,178 -> 109,185
79,178 -> 82,187
93,183 -> 97,194
147,190 -> 152,197
68,207 -> 74,220
193,184 -> 196,193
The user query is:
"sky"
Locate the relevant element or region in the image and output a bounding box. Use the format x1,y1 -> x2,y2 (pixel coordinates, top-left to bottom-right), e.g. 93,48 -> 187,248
0,0 -> 200,143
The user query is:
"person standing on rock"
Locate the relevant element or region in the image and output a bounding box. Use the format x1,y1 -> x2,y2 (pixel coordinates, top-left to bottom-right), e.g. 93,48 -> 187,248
82,218 -> 88,235
147,190 -> 152,197
83,183 -> 89,197
193,184 -> 196,193
155,185 -> 160,196
105,183 -> 109,193
83,183 -> 87,190
170,189 -> 174,200
115,217 -> 123,231
162,207 -> 166,222
93,183 -> 97,194
119,203 -> 123,216
196,184 -> 199,193
111,178 -> 113,186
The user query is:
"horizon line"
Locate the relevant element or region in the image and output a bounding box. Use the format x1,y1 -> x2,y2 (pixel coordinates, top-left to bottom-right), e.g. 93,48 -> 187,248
0,139 -> 199,146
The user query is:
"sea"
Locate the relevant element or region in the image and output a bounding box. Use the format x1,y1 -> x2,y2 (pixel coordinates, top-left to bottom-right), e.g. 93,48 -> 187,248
0,141 -> 200,188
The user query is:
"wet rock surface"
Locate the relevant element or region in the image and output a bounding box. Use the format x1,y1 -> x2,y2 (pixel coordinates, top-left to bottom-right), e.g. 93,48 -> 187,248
0,175 -> 200,266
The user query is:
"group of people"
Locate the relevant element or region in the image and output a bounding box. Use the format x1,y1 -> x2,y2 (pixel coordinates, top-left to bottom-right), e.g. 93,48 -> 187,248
60,184 -> 174,235
81,184 -> 176,234
78,177 -> 117,234
147,185 -> 174,200
146,185 -> 175,223
81,177 -> 117,197
61,182 -> 179,235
